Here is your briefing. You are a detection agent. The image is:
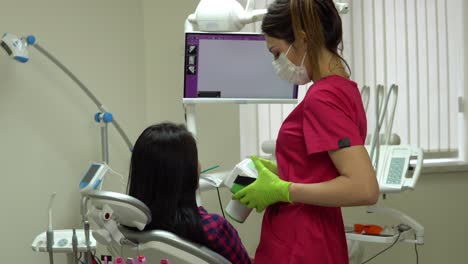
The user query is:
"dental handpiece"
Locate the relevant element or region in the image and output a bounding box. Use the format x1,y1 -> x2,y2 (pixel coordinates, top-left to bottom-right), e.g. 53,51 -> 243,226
46,230 -> 54,264
72,229 -> 78,263
84,220 -> 92,264
47,192 -> 57,264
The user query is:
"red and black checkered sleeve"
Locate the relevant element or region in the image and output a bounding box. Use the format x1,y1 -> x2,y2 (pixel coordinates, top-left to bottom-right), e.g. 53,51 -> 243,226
201,209 -> 251,264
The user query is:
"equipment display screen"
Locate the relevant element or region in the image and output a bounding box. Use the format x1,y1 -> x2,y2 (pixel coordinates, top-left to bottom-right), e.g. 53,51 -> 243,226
83,164 -> 100,183
184,33 -> 298,102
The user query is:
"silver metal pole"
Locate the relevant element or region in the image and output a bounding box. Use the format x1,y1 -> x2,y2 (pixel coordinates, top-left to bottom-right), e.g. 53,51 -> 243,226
80,196 -> 93,264
83,220 -> 92,264
101,124 -> 109,164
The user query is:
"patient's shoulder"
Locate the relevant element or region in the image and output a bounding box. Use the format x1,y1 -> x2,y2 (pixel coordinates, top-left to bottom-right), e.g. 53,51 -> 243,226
198,206 -> 225,224
198,207 -> 250,264
198,206 -> 231,235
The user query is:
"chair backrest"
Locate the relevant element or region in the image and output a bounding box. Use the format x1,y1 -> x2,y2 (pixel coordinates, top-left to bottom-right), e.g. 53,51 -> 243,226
120,227 -> 232,264
85,191 -> 231,264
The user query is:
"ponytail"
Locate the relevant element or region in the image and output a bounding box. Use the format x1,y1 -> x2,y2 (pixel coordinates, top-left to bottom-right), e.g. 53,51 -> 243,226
290,0 -> 324,80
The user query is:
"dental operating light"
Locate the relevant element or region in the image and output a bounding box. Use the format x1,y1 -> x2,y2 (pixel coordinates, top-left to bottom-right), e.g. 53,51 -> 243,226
185,0 -> 349,32
0,33 -> 32,62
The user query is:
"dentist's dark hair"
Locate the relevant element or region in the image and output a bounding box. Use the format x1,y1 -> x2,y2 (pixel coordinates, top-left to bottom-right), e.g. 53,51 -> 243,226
127,122 -> 208,247
262,0 -> 350,80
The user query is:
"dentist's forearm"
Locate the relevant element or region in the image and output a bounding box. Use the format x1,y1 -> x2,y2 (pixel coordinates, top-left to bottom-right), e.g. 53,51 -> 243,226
289,175 -> 379,207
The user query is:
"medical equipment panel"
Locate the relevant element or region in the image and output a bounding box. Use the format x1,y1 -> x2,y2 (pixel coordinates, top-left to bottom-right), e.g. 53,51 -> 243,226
79,162 -> 109,193
183,32 -> 298,103
366,145 -> 423,193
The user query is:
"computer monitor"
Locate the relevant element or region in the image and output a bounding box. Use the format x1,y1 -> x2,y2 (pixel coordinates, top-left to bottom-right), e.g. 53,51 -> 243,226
183,32 -> 298,104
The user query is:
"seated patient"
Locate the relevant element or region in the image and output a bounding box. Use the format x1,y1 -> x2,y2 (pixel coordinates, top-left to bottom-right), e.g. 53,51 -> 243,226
127,122 -> 251,264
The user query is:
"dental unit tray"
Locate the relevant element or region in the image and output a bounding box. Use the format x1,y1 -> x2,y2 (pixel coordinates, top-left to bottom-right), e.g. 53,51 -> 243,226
346,206 -> 424,245
32,229 -> 97,253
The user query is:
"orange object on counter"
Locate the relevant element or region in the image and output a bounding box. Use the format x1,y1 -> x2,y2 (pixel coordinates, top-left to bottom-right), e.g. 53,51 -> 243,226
354,224 -> 384,235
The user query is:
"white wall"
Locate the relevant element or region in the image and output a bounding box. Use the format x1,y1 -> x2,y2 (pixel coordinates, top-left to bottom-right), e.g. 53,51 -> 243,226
0,0 -> 145,262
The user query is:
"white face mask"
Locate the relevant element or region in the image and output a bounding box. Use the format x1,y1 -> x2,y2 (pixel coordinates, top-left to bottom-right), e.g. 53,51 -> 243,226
272,45 -> 311,85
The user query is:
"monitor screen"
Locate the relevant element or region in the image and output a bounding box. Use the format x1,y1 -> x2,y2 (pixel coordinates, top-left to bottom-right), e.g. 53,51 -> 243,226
183,32 -> 298,104
82,164 -> 101,183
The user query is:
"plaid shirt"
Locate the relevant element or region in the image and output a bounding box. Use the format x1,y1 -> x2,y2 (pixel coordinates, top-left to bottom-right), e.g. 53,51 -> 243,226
199,207 -> 252,264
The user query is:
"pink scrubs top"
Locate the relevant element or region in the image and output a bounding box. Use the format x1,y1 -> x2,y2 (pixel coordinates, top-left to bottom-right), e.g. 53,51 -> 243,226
254,75 -> 367,264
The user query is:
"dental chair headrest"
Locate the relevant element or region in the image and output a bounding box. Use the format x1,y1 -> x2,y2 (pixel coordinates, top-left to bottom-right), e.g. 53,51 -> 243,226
85,190 -> 152,230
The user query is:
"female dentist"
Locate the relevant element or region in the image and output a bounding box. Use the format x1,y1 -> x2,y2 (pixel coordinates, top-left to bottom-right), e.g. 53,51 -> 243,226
233,0 -> 379,263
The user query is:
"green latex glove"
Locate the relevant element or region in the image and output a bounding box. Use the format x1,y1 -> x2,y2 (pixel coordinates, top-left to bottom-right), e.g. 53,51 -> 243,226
257,156 -> 278,175
232,155 -> 292,212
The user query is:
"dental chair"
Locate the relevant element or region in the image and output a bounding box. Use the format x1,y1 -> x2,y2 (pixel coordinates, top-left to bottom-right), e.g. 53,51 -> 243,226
83,191 -> 231,264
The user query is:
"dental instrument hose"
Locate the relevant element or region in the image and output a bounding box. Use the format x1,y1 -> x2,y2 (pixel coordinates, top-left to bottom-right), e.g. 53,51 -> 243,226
361,232 -> 401,264
216,187 -> 226,218
84,220 -> 92,264
47,193 -> 57,264
414,234 -> 419,264
80,196 -> 93,264
200,165 -> 225,217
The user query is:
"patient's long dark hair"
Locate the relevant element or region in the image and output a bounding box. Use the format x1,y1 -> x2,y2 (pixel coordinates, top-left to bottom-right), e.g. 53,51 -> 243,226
127,122 -> 208,246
